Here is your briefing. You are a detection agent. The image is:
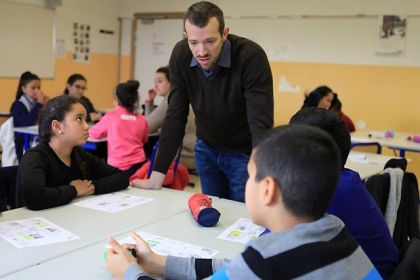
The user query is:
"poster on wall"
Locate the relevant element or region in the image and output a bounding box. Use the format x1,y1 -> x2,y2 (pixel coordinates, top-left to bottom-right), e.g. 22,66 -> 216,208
55,38 -> 66,58
376,15 -> 406,54
72,22 -> 91,63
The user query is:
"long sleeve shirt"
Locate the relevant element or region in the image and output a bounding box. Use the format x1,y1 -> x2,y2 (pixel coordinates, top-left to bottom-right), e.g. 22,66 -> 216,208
16,141 -> 129,210
153,34 -> 274,174
123,215 -> 381,280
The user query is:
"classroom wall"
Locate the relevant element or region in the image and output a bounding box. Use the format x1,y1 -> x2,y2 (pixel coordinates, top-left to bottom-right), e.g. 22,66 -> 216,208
118,0 -> 420,176
0,0 -> 120,113
2,0 -> 420,176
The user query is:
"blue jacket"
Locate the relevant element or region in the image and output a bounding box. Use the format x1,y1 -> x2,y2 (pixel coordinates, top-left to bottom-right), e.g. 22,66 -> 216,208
327,168 -> 398,279
11,100 -> 42,161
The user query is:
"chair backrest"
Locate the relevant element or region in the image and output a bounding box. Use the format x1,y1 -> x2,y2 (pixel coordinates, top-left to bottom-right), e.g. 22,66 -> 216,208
390,238 -> 420,279
365,170 -> 420,250
351,142 -> 382,154
0,117 -> 18,166
0,165 -> 18,212
147,141 -> 183,178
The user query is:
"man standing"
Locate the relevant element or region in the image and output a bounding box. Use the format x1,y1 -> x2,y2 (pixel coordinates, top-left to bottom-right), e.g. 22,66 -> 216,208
132,1 -> 273,202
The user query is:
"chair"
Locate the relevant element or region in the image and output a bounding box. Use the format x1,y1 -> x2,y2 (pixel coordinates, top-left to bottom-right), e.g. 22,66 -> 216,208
147,141 -> 183,178
0,165 -> 18,212
351,141 -> 382,154
390,238 -> 420,279
0,117 -> 18,166
365,161 -> 420,250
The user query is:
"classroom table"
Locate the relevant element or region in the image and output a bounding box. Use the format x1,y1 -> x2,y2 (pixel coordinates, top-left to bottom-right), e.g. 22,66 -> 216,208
351,131 -> 420,157
3,198 -> 250,280
344,151 -> 410,180
13,125 -> 160,152
13,125 -> 106,151
3,198 -> 249,280
0,187 -> 198,278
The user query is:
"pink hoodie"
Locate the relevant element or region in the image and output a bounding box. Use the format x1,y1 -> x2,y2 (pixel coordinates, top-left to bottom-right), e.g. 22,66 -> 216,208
89,106 -> 148,170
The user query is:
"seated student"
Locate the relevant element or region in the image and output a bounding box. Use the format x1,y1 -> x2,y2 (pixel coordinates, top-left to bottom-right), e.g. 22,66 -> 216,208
290,108 -> 398,279
89,80 -> 149,177
64,73 -> 102,123
11,71 -> 50,161
15,95 -> 129,210
329,95 -> 356,132
301,85 -> 334,110
144,66 -> 196,170
105,125 -> 381,279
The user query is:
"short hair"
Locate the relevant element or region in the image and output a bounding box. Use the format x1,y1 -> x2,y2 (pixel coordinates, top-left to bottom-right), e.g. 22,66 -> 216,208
183,1 -> 225,36
115,80 -> 140,113
64,74 -> 87,95
289,108 -> 351,168
302,85 -> 333,109
253,125 -> 341,220
39,95 -> 81,143
156,66 -> 170,81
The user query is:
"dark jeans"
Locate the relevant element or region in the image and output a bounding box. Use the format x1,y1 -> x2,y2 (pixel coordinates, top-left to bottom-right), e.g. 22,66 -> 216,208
194,137 -> 249,202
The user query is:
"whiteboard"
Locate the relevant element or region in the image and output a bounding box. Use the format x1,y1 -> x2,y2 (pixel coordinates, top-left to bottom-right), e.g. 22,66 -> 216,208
0,1 -> 55,78
134,18 -> 184,105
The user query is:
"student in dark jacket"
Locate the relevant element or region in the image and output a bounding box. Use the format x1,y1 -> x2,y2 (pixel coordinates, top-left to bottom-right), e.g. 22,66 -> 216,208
16,95 -> 129,210
290,108 -> 398,279
10,71 -> 50,161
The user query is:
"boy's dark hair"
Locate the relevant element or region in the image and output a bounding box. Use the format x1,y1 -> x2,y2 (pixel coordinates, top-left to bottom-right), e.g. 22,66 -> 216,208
183,1 -> 225,36
64,73 -> 86,94
290,108 -> 351,168
254,125 -> 341,220
115,80 -> 140,113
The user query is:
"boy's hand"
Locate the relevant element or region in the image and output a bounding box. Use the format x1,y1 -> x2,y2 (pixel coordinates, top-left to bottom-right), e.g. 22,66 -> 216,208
131,231 -> 167,276
106,237 -> 138,280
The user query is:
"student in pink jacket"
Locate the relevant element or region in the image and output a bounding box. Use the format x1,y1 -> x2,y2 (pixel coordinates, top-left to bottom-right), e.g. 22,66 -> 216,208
89,80 -> 148,177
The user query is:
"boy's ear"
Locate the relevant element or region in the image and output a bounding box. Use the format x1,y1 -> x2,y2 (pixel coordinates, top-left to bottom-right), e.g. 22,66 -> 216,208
261,177 -> 278,205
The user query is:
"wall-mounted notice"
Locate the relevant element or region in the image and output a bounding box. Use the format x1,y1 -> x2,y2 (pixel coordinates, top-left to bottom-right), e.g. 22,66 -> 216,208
72,22 -> 91,63
376,15 -> 406,54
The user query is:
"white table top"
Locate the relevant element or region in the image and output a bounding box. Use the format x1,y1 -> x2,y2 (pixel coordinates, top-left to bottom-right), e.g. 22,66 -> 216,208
351,131 -> 420,153
345,151 -> 410,180
0,188 -> 195,278
3,196 -> 249,280
13,125 -> 107,143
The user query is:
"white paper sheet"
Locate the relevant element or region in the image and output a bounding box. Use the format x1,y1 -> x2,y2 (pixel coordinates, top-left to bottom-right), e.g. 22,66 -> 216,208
217,218 -> 266,244
108,231 -> 219,258
0,217 -> 80,249
73,193 -> 153,213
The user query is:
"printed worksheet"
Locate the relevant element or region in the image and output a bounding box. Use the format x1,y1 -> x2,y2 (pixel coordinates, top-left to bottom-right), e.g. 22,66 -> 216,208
108,231 -> 219,258
0,217 -> 80,249
73,193 -> 153,213
217,218 -> 266,244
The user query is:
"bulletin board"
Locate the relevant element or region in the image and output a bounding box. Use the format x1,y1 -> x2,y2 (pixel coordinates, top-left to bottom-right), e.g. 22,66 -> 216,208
0,1 -> 55,78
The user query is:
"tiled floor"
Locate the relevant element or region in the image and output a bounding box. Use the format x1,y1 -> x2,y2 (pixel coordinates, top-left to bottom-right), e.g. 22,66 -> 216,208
183,174 -> 202,194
